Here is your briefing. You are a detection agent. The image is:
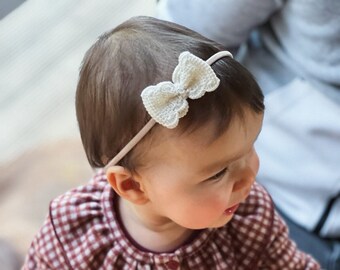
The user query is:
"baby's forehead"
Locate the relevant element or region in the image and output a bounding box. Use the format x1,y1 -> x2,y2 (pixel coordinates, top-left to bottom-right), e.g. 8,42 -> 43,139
143,110 -> 262,162
148,120 -> 221,150
142,120 -> 235,161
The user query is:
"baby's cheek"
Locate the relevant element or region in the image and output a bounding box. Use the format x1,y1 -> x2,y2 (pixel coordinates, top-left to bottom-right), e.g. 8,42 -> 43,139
203,194 -> 228,211
193,185 -> 232,212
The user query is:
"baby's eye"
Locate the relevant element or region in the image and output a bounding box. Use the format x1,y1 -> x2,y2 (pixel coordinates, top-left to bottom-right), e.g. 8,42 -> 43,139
207,167 -> 228,181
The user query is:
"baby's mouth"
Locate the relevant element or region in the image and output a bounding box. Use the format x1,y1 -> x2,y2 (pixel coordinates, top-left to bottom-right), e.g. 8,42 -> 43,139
224,204 -> 239,215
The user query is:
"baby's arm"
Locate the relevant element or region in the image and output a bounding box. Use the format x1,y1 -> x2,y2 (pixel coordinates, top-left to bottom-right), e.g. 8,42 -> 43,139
22,215 -> 69,270
260,210 -> 320,269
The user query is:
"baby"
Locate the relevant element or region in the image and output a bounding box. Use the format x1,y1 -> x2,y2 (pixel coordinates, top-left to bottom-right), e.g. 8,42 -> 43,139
23,16 -> 320,269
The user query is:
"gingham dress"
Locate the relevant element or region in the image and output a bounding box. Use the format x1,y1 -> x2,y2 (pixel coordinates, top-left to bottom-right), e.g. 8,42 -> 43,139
23,171 -> 320,269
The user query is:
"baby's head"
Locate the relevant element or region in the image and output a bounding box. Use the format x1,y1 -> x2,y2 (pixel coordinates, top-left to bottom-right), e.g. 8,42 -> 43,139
76,16 -> 264,229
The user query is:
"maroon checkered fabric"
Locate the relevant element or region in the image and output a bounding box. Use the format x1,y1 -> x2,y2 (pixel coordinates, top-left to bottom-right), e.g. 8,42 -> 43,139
23,171 -> 320,269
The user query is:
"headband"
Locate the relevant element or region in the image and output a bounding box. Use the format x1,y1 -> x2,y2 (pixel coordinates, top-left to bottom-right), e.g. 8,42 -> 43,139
104,50 -> 233,170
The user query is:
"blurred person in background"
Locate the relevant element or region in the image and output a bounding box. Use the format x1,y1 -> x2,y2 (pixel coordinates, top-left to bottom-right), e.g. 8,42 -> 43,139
158,0 -> 340,269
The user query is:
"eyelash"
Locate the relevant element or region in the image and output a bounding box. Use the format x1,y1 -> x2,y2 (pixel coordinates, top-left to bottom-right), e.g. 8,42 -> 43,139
208,167 -> 228,181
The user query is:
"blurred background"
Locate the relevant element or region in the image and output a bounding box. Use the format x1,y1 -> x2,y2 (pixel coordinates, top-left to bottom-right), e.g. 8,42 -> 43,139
0,0 -> 156,266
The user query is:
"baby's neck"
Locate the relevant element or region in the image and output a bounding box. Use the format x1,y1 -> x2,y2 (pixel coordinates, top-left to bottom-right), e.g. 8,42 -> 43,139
118,198 -> 194,253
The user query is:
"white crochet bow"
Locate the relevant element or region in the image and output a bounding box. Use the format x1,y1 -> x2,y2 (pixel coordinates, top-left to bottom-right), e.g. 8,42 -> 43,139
105,50 -> 232,169
141,51 -> 220,129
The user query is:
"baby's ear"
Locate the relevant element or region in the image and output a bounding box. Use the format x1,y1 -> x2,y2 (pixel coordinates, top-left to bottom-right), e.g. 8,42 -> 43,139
106,166 -> 148,205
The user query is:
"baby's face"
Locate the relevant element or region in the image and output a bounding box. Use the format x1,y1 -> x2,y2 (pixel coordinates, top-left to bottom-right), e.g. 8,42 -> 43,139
137,109 -> 263,229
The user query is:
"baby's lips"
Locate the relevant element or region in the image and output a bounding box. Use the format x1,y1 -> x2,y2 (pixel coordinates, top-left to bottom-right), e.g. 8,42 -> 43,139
224,204 -> 239,215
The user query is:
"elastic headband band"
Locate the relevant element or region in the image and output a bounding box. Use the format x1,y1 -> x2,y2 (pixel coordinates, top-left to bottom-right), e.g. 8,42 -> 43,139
104,50 -> 232,170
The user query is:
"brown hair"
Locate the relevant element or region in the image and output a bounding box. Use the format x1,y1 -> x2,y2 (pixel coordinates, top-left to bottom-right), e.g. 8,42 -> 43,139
76,16 -> 264,171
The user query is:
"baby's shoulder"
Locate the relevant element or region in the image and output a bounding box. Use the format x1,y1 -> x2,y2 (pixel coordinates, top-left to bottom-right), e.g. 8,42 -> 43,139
47,171 -> 116,267
50,170 -> 108,215
49,169 -> 112,234
24,171 -> 119,269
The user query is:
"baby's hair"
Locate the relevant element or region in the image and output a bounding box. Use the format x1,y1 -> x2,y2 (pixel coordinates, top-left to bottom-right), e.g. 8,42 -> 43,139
76,16 -> 264,172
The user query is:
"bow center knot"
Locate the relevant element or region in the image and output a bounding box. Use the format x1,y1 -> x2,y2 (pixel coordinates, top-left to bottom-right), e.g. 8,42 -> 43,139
175,84 -> 189,99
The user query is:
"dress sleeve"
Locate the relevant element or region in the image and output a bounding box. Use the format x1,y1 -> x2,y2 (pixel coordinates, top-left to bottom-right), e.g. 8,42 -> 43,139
22,215 -> 70,270
260,210 -> 320,269
157,0 -> 284,47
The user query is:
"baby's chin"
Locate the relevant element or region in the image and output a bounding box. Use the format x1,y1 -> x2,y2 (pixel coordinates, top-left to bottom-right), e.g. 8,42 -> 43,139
209,217 -> 234,229
179,216 -> 235,230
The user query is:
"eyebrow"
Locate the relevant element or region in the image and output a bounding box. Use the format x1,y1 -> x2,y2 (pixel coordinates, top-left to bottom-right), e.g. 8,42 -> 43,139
199,129 -> 261,175
199,151 -> 244,176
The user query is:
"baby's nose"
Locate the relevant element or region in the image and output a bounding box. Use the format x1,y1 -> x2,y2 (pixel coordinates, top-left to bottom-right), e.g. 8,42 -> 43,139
232,166 -> 256,193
